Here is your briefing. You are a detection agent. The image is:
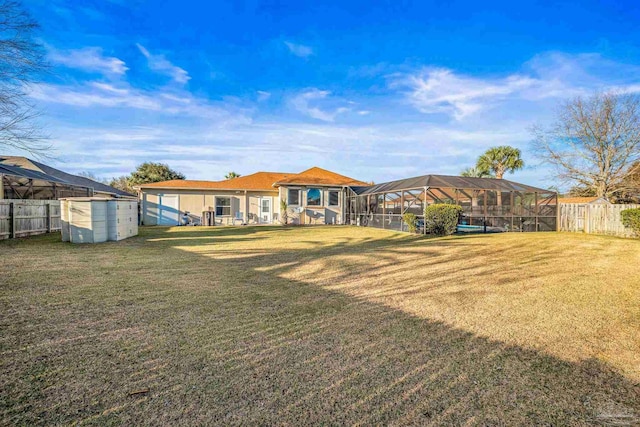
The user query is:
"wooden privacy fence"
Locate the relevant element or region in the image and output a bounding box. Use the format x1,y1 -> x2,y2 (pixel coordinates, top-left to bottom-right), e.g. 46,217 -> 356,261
0,200 -> 61,240
559,203 -> 639,237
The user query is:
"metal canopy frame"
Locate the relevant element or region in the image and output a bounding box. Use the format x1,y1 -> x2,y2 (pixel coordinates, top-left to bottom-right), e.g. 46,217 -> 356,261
1,172 -> 92,200
346,174 -> 558,233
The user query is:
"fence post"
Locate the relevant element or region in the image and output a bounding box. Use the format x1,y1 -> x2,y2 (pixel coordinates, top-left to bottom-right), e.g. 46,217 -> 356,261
9,202 -> 15,239
46,203 -> 52,233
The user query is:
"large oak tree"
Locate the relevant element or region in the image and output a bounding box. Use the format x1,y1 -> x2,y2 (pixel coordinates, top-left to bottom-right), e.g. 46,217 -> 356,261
128,162 -> 185,185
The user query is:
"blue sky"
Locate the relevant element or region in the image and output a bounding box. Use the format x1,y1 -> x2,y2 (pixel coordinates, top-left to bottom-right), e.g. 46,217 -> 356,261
14,0 -> 640,187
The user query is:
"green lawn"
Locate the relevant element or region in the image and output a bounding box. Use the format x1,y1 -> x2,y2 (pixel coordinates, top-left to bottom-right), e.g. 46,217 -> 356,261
1,226 -> 639,425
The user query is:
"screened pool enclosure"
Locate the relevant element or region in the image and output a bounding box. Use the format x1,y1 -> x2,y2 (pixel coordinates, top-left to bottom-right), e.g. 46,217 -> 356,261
346,175 -> 557,233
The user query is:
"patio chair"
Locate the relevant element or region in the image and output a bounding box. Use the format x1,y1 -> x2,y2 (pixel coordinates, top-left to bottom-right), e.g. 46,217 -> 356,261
308,211 -> 325,224
233,211 -> 245,225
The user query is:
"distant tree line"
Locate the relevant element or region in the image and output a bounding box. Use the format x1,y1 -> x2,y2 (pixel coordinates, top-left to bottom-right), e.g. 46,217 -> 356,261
82,166 -> 248,195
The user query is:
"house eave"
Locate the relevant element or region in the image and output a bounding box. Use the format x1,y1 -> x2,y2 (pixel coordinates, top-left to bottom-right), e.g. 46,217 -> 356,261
135,185 -> 278,192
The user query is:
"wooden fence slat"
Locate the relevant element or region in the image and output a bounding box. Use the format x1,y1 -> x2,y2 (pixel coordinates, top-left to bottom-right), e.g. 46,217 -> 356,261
559,203 -> 639,237
0,199 -> 62,240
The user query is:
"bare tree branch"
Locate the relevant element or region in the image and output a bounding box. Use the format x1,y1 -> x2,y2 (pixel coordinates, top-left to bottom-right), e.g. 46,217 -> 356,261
531,91 -> 640,200
0,0 -> 49,156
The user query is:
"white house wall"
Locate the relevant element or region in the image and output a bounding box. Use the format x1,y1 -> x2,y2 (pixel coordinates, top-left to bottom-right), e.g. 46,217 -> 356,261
279,185 -> 344,225
139,186 -> 344,226
140,189 -> 278,225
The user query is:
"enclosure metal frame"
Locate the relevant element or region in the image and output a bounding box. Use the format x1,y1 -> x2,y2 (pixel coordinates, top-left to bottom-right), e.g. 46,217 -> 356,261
345,175 -> 558,233
0,173 -> 93,200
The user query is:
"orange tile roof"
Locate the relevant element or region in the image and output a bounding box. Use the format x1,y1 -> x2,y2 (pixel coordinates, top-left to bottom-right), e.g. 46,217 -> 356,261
559,196 -> 608,204
135,172 -> 291,191
273,167 -> 368,186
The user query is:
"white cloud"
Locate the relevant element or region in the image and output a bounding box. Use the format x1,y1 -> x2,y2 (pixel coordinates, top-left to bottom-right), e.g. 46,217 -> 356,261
284,41 -> 313,58
21,49 -> 640,191
394,52 -> 640,120
290,89 -> 350,122
393,68 -> 538,120
90,82 -> 129,95
38,119 -> 534,184
136,43 -> 190,84
30,83 -> 160,110
47,46 -> 128,75
522,52 -> 640,98
28,81 -> 250,123
257,90 -> 271,102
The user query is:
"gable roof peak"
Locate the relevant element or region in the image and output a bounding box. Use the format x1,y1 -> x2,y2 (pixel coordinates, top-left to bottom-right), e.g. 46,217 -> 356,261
273,166 -> 367,186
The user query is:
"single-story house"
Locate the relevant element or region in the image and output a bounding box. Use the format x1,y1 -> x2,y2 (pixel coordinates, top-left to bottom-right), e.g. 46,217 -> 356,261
136,167 -> 558,231
0,156 -> 135,199
135,167 -> 367,226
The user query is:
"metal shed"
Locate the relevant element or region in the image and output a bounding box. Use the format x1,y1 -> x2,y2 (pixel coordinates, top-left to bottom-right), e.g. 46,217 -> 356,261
346,174 -> 557,233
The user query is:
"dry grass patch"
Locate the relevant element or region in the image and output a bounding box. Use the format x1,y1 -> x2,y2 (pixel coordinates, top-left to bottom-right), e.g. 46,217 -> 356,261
1,226 -> 639,425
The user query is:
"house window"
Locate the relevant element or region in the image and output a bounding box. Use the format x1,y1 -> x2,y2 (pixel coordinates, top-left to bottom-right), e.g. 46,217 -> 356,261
288,188 -> 300,205
215,197 -> 231,216
307,188 -> 322,206
328,190 -> 340,206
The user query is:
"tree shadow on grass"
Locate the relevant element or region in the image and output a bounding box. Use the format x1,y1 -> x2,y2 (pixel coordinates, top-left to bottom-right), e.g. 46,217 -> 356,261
2,226 -> 639,425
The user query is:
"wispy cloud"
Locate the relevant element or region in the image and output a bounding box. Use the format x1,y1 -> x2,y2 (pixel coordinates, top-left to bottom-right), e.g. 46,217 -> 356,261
21,47 -> 640,191
41,119 -> 532,184
47,46 -> 128,75
28,81 -> 249,122
284,41 -> 313,58
393,52 -> 640,120
522,52 -> 640,98
289,89 -> 350,122
393,68 -> 537,120
136,43 -> 190,84
257,90 -> 271,102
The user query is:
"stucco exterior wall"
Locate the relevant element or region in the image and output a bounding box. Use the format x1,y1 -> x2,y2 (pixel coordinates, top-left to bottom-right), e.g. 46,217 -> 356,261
279,185 -> 344,225
139,188 -> 278,225
139,186 -> 345,226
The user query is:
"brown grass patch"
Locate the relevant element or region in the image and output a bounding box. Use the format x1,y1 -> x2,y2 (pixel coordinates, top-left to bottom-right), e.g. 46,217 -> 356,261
1,226 -> 639,425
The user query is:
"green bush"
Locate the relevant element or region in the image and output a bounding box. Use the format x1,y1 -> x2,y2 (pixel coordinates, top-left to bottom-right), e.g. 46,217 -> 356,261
424,204 -> 463,236
621,208 -> 640,236
402,213 -> 418,233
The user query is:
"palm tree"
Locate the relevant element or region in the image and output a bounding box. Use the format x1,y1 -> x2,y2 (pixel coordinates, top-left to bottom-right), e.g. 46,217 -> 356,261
476,146 -> 524,179
476,146 -> 524,207
225,172 -> 241,179
280,199 -> 288,225
460,167 -> 494,178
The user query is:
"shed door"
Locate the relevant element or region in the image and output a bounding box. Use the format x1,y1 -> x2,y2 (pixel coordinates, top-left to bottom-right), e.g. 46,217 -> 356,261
158,195 -> 179,225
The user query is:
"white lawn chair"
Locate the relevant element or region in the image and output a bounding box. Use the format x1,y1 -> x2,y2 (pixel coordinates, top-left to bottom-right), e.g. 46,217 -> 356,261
233,212 -> 245,225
